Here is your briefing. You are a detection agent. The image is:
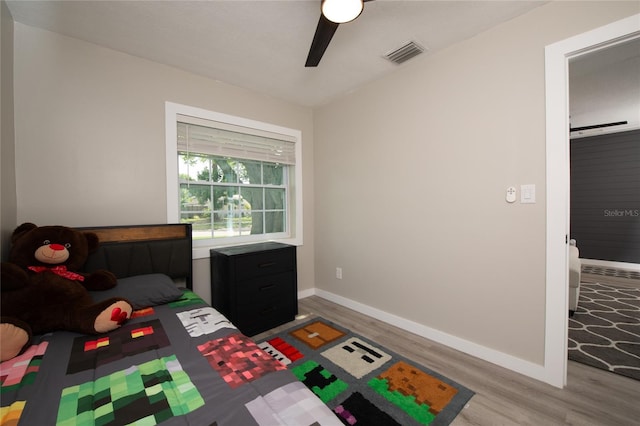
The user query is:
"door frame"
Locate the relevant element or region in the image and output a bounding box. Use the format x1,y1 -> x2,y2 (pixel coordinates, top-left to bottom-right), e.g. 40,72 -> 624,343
544,13 -> 640,387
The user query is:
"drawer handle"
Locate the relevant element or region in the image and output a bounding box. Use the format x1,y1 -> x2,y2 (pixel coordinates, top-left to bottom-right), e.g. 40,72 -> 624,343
260,284 -> 276,291
259,262 -> 277,268
261,306 -> 276,315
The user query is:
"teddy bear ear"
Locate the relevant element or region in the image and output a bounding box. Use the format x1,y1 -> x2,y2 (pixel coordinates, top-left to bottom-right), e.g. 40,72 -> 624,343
83,232 -> 100,253
11,223 -> 37,244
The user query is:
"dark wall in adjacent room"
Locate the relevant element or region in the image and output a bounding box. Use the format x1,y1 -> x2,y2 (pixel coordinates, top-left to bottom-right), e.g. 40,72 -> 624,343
570,129 -> 640,264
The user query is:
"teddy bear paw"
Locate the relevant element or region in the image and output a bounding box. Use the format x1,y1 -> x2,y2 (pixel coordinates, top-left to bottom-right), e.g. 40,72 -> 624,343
0,321 -> 31,362
94,301 -> 133,333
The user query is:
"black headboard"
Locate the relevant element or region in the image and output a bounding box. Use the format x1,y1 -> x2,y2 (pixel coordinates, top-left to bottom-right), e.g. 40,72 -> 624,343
78,223 -> 193,289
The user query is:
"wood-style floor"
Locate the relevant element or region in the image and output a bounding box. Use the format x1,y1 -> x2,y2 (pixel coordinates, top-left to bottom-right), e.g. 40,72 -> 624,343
253,296 -> 640,426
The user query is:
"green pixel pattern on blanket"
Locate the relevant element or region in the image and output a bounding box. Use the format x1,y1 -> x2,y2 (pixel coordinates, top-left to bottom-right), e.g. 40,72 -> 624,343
169,290 -> 206,308
57,355 -> 203,425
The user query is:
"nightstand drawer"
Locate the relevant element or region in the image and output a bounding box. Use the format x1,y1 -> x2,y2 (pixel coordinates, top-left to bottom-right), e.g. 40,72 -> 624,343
234,249 -> 295,281
236,272 -> 294,305
235,300 -> 296,336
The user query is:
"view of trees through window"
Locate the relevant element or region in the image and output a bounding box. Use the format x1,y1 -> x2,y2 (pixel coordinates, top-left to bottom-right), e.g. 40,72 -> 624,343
179,153 -> 287,239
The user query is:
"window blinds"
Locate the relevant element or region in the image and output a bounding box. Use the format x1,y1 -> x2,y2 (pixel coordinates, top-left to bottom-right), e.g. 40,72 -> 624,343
177,115 -> 296,165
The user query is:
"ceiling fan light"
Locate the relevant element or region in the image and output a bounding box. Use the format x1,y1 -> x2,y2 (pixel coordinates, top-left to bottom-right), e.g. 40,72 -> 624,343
321,0 -> 364,24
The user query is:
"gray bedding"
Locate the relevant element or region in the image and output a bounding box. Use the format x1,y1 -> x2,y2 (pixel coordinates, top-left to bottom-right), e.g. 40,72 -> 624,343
0,283 -> 340,425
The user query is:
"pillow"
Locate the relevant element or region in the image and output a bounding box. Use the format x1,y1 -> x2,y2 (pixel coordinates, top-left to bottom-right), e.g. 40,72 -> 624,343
89,273 -> 184,309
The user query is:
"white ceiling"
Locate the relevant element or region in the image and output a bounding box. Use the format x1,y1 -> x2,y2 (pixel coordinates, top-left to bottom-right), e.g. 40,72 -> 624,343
6,0 -> 547,107
570,37 -> 640,78
569,37 -> 640,133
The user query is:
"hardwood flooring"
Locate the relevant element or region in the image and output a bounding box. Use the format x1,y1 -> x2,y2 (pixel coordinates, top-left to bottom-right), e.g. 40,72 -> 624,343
254,296 -> 640,426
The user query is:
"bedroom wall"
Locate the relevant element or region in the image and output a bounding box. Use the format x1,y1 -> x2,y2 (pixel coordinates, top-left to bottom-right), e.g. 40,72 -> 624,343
1,0 -> 16,261
314,1 -> 639,367
12,23 -> 315,302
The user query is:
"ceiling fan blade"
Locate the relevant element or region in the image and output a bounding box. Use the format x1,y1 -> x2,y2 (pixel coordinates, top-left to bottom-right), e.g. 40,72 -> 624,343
305,14 -> 339,67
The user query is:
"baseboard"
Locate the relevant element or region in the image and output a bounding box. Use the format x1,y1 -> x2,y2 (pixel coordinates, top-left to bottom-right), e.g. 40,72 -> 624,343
299,288 -> 556,387
297,288 -> 316,299
581,258 -> 640,272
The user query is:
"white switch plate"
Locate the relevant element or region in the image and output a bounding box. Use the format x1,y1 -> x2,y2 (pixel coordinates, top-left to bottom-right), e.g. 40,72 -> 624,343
521,184 -> 536,203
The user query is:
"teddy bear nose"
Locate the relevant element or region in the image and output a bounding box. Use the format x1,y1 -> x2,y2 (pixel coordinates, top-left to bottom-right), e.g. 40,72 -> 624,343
49,243 -> 65,251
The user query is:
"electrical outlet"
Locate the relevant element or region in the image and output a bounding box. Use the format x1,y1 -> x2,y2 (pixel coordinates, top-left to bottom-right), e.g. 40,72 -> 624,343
336,267 -> 343,279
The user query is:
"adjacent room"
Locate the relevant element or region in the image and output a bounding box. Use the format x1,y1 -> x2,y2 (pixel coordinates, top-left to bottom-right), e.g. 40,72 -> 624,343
566,37 -> 640,382
1,1 -> 639,424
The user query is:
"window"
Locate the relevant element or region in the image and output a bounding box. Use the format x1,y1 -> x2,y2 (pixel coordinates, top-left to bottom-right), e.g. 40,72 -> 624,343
166,102 -> 302,256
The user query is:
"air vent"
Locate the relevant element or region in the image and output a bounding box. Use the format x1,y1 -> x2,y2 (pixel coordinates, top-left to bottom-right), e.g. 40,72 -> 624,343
384,41 -> 425,65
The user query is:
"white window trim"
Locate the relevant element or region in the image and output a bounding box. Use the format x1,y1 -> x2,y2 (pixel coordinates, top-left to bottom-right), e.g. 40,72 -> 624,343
165,102 -> 303,259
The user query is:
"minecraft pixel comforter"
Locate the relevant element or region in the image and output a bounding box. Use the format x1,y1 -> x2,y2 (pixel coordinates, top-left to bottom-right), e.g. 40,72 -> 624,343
0,290 -> 340,425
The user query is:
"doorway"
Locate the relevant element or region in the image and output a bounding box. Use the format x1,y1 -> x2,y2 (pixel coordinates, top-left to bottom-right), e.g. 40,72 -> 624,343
545,13 -> 640,388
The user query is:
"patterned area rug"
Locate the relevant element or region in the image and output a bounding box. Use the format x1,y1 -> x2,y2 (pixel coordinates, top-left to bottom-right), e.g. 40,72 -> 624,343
581,264 -> 640,287
258,318 -> 474,425
568,281 -> 640,381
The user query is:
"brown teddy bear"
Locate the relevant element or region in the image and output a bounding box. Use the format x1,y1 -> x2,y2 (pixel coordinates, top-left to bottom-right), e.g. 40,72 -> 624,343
0,223 -> 133,361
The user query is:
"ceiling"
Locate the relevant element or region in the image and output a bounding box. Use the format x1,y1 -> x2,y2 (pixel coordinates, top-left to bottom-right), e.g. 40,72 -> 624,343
6,0 -> 547,107
569,37 -> 640,78
569,37 -> 640,134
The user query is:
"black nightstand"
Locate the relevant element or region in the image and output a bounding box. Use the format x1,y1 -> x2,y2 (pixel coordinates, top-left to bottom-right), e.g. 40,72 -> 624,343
209,242 -> 297,336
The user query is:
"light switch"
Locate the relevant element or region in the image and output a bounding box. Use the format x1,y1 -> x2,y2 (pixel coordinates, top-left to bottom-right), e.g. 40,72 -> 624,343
521,184 -> 536,203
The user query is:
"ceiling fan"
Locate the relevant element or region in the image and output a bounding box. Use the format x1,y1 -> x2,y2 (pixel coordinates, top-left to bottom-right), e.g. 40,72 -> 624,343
305,0 -> 373,67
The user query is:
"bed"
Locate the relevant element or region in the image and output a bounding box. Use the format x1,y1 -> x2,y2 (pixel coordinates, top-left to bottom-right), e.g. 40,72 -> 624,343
0,224 -> 340,425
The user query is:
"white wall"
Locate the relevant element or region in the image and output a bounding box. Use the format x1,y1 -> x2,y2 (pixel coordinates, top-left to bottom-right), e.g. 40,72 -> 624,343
1,0 -> 16,260
12,24 -> 315,301
314,0 -> 639,368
